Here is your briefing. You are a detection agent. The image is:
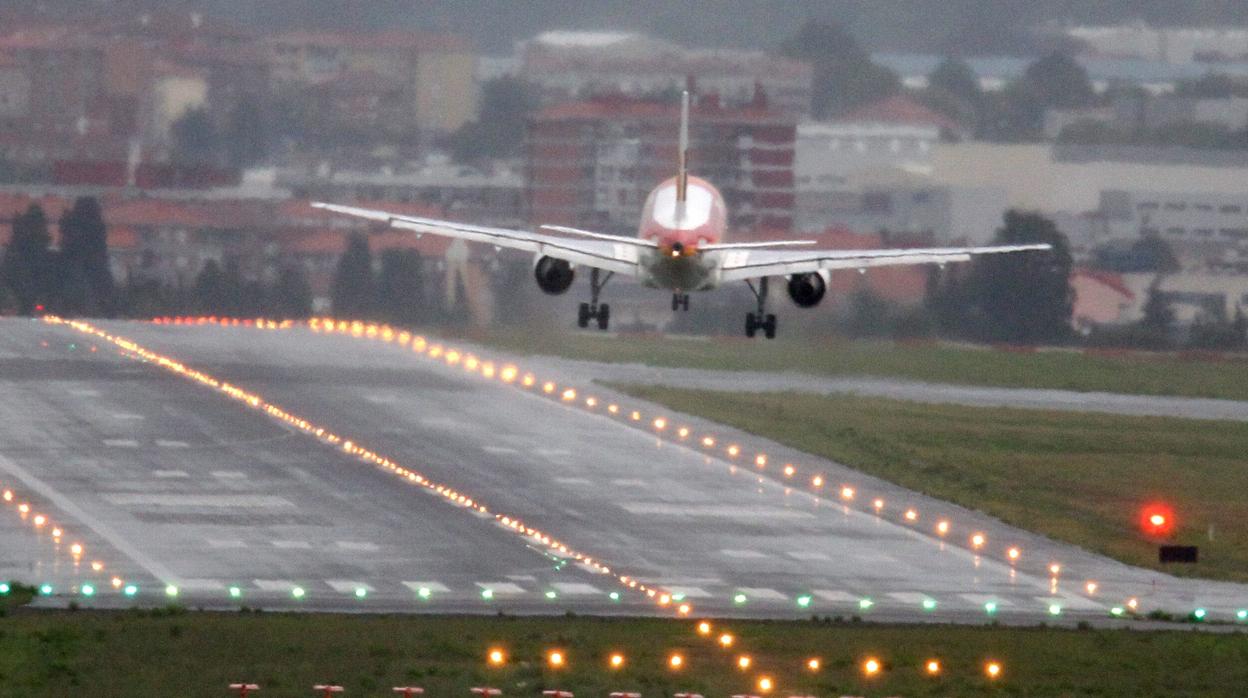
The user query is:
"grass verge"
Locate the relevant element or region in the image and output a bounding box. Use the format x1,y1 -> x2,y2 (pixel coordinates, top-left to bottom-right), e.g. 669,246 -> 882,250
0,610 -> 1244,697
456,327 -> 1248,401
612,386 -> 1248,582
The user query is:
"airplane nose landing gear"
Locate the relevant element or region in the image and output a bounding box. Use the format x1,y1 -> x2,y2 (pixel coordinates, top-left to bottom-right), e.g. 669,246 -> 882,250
578,268 -> 613,331
744,277 -> 777,339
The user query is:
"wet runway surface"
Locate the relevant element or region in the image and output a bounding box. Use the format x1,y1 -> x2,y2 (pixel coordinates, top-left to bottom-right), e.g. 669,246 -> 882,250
2,318 -> 1245,626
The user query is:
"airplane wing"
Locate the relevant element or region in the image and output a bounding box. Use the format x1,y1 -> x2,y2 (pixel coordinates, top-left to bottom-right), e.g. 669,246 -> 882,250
714,243 -> 1053,282
312,202 -> 644,276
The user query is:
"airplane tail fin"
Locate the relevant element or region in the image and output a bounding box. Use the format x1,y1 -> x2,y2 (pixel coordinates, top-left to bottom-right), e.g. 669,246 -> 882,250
676,90 -> 690,221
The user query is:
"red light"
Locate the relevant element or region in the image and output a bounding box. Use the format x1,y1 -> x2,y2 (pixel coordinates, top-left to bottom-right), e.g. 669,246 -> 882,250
1140,503 -> 1175,538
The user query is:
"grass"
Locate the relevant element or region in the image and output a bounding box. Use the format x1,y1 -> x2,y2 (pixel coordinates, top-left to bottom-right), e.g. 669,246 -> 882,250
453,327 -> 1248,401
0,608 -> 1244,697
612,386 -> 1248,582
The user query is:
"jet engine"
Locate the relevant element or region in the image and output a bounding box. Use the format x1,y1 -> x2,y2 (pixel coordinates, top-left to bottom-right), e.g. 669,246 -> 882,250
533,256 -> 575,295
787,271 -> 827,308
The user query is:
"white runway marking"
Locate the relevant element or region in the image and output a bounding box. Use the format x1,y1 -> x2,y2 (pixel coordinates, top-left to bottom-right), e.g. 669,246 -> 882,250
152,470 -> 189,478
506,574 -> 537,582
272,540 -> 312,549
178,579 -> 225,591
736,587 -> 788,601
477,582 -> 526,595
787,551 -> 830,561
70,389 -> 100,397
887,592 -> 931,605
662,585 -> 712,598
609,479 -> 648,487
536,448 -> 572,457
554,477 -> 591,486
111,413 -> 144,420
365,395 -> 397,404
211,471 -> 247,479
103,439 -> 139,448
1039,594 -> 1104,611
551,582 -> 602,595
326,580 -> 374,593
335,541 -> 379,552
618,502 -> 816,519
814,590 -> 858,603
207,539 -> 247,549
721,549 -> 768,559
403,581 -> 450,593
155,440 -> 189,449
104,494 -> 293,508
253,579 -> 299,592
960,593 -> 1012,607
0,452 -> 182,584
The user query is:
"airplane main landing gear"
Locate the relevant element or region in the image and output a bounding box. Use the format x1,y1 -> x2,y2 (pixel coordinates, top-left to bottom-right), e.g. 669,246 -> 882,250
671,293 -> 690,311
577,268 -> 613,331
744,277 -> 777,339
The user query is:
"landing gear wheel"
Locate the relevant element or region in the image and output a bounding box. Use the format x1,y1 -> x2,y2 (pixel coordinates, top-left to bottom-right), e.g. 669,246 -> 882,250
745,312 -> 757,338
577,302 -> 590,329
597,303 -> 611,331
763,313 -> 777,339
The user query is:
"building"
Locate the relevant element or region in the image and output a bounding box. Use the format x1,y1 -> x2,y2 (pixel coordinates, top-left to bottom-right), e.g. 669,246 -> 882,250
1054,23 -> 1248,64
518,31 -> 812,117
277,158 -> 525,228
1070,267 -> 1135,332
266,30 -> 476,134
1097,188 -> 1248,266
0,52 -> 30,122
526,94 -> 796,235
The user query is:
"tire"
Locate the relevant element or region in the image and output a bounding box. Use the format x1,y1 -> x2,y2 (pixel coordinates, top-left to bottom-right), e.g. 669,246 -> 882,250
681,295 -> 690,311
671,295 -> 679,311
764,314 -> 777,339
577,303 -> 590,328
597,304 -> 610,331
745,312 -> 757,338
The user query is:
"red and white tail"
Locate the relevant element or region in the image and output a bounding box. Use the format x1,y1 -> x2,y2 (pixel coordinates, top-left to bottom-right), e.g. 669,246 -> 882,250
675,90 -> 690,223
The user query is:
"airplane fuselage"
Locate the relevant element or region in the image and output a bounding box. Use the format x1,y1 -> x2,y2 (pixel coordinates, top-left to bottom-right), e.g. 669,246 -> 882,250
635,175 -> 726,292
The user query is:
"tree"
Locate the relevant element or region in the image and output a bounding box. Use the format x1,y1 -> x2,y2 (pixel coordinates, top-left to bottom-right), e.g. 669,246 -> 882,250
780,20 -> 900,118
0,203 -> 53,315
57,197 -> 115,317
223,96 -> 270,169
969,210 -> 1073,344
924,56 -> 983,132
171,107 -> 220,165
1022,52 -> 1094,110
273,264 -> 313,319
447,77 -> 540,162
376,248 -> 424,325
331,233 -> 376,318
1140,282 -> 1175,334
193,259 -> 226,314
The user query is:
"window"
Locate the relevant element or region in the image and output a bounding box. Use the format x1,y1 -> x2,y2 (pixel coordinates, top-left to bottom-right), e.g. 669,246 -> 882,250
1137,202 -> 1159,210
1165,227 -> 1185,236
1221,205 -> 1243,214
1219,228 -> 1248,239
1164,202 -> 1186,211
1194,228 -> 1214,237
1195,203 -> 1213,211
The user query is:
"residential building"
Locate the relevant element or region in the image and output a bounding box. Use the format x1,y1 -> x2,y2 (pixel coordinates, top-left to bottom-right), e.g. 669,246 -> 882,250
277,158 -> 525,228
266,31 -> 476,134
526,94 -> 796,235
518,31 -> 812,117
1070,268 -> 1135,332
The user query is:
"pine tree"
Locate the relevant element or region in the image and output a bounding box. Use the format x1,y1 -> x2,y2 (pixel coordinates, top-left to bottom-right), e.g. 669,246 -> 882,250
376,248 -> 423,325
970,210 -> 1073,344
331,233 -> 376,318
57,197 -> 115,316
0,204 -> 53,315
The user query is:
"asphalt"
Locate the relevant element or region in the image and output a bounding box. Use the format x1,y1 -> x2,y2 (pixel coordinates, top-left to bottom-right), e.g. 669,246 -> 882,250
1,317 -> 1245,630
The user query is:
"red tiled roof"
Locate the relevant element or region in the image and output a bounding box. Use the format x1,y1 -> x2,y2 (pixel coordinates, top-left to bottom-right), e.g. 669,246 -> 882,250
536,95 -> 789,125
268,30 -> 469,53
838,95 -> 961,132
107,225 -> 139,249
105,199 -> 216,228
278,228 -> 451,257
1072,267 -> 1135,300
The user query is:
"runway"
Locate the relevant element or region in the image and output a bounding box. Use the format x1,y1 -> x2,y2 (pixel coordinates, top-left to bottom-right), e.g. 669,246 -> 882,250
2,317 -> 1246,626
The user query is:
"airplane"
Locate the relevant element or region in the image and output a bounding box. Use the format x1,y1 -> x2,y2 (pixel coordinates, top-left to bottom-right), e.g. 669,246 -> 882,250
313,92 -> 1051,338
